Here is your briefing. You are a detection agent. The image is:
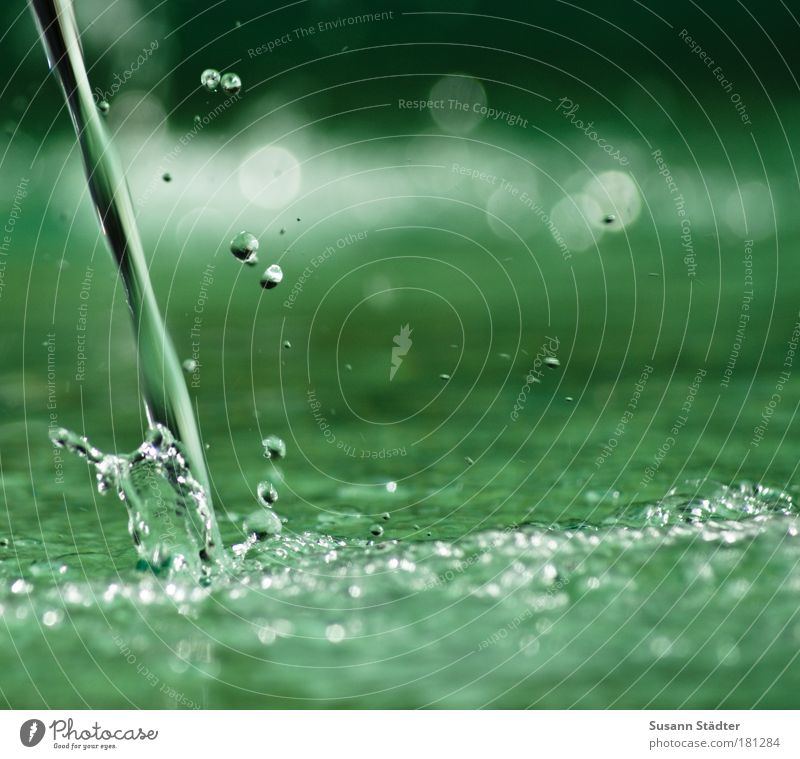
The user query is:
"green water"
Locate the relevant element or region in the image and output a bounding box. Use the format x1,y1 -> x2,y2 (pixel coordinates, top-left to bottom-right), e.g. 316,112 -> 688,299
2,0 -> 800,709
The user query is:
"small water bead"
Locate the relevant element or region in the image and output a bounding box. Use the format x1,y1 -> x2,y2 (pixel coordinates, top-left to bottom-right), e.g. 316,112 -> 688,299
230,231 -> 259,263
98,100 -> 110,114
283,340 -> 292,349
260,263 -> 283,289
370,525 -> 384,537
603,213 -> 616,224
220,72 -> 242,95
262,435 -> 287,460
193,114 -> 201,125
182,359 -> 197,373
544,356 -> 561,369
200,68 -> 221,92
381,512 -> 391,521
162,172 -> 172,182
439,373 -> 451,380
257,480 -> 278,507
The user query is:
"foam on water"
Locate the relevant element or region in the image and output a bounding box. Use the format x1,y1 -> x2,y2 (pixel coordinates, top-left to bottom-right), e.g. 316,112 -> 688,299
1,479 -> 798,706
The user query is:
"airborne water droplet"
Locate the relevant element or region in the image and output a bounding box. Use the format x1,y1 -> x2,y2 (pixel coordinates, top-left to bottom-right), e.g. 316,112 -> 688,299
220,72 -> 242,95
262,435 -> 287,460
257,480 -> 279,507
260,263 -> 283,289
200,68 -> 221,92
230,231 -> 259,263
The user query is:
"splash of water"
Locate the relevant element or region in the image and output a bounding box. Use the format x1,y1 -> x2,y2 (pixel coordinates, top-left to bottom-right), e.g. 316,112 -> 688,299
29,0 -> 225,576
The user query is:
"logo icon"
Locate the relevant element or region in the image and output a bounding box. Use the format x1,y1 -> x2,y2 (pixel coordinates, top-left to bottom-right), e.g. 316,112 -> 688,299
389,324 -> 413,381
20,719 -> 45,747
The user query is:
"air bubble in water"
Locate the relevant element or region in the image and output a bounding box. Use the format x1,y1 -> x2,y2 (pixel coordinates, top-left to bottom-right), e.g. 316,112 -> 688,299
98,100 -> 109,114
230,231 -> 259,263
260,263 -> 283,289
257,480 -> 278,507
201,68 -> 221,92
244,509 -> 282,538
220,72 -> 242,95
262,435 -> 287,460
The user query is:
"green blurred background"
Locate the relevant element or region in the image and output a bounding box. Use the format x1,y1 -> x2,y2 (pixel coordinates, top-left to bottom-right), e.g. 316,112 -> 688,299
1,0 -> 800,709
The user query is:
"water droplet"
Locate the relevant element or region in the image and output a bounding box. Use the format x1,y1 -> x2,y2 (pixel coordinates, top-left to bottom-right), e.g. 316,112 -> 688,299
260,263 -> 283,289
465,456 -> 475,466
439,373 -> 451,380
182,359 -> 197,373
200,68 -> 220,92
603,213 -> 616,224
220,72 -> 242,95
283,340 -> 292,349
162,172 -> 172,182
98,100 -> 110,114
381,512 -> 391,521
565,396 -> 574,402
370,524 -> 384,537
262,435 -> 287,460
193,114 -> 201,125
544,356 -> 560,369
257,480 -> 278,507
244,509 -> 282,538
230,231 -> 259,263
345,364 -> 352,372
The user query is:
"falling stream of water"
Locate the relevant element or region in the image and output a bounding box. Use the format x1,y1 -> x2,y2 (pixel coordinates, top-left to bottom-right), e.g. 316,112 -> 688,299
28,0 -> 225,579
